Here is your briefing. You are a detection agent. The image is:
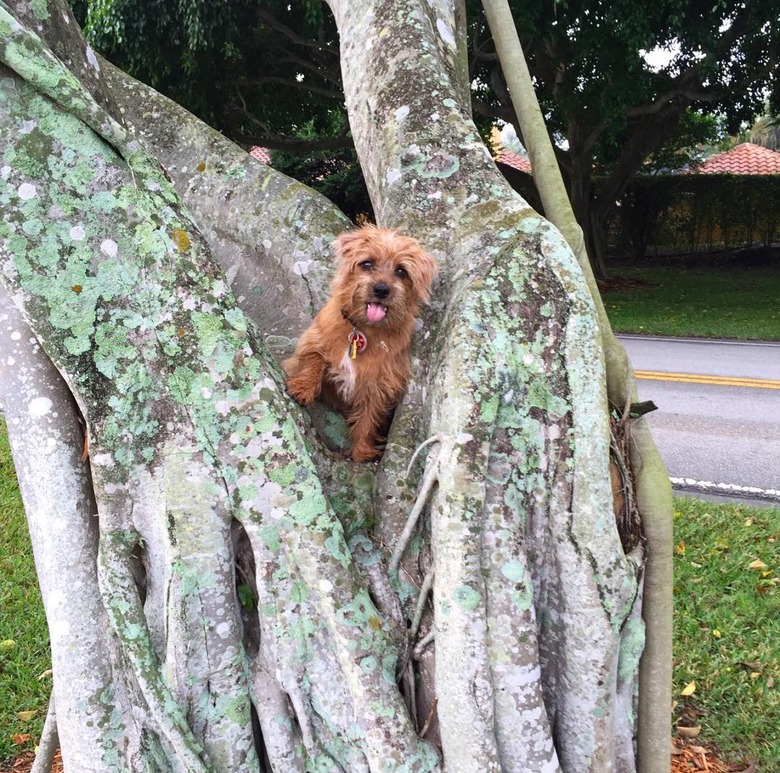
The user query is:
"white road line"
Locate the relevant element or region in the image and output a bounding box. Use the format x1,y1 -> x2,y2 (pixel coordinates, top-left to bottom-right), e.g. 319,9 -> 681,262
617,334 -> 780,348
671,477 -> 780,504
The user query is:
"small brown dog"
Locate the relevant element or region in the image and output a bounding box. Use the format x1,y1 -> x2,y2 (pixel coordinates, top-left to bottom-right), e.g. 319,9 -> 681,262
284,225 -> 437,461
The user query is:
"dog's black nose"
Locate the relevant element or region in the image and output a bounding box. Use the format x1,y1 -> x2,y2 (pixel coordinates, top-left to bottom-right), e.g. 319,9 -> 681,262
373,283 -> 390,299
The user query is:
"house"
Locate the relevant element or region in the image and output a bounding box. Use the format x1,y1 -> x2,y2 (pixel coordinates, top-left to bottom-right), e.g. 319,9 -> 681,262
695,142 -> 780,175
495,149 -> 532,175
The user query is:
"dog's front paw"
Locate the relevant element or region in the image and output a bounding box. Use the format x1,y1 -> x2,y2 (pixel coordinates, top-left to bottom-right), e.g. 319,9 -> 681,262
285,376 -> 319,406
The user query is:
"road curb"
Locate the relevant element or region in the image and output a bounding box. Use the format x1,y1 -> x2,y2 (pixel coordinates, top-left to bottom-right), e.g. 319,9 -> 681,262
671,477 -> 780,508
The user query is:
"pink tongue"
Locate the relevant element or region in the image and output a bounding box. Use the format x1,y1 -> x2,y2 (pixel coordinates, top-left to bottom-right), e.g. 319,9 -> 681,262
366,303 -> 386,322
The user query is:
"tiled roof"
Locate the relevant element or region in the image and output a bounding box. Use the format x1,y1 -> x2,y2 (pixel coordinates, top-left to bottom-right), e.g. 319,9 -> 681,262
495,149 -> 532,174
249,146 -> 271,164
696,143 -> 780,175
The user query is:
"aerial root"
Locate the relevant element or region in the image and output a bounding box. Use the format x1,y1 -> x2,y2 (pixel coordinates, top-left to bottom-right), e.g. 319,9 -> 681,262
403,661 -> 417,731
389,435 -> 444,578
30,696 -> 58,773
97,543 -> 211,772
410,567 -> 435,639
413,630 -> 435,659
394,436 -> 444,727
419,697 -> 438,738
404,433 -> 444,478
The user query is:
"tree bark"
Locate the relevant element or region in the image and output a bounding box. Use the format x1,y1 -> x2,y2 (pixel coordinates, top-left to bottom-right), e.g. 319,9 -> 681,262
328,0 -> 645,769
477,4 -> 673,770
1,1 -> 662,770
97,57 -> 350,360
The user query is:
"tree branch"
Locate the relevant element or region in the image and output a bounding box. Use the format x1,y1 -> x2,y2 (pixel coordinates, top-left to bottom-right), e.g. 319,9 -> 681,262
626,87 -> 716,118
276,52 -> 343,87
256,7 -> 339,57
233,128 -> 354,153
237,74 -> 343,101
472,96 -> 515,125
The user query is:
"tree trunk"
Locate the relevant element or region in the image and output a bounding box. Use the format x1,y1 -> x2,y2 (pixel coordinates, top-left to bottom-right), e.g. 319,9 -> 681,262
1,1 -> 659,771
478,4 -> 672,770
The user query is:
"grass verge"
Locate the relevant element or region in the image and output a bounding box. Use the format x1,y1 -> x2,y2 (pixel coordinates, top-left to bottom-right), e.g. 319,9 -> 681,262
603,263 -> 780,340
1,422 -> 778,767
0,420 -> 50,764
673,496 -> 780,767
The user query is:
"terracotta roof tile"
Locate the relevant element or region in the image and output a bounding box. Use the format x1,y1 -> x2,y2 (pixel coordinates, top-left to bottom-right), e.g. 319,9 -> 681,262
496,150 -> 532,174
249,146 -> 271,164
696,142 -> 780,175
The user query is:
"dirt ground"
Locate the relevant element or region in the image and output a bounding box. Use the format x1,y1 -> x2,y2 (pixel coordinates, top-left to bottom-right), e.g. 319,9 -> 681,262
671,739 -> 758,773
0,741 -> 759,773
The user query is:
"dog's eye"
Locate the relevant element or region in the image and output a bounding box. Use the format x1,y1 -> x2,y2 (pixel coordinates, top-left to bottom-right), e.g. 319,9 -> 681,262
359,260 -> 373,271
395,266 -> 409,280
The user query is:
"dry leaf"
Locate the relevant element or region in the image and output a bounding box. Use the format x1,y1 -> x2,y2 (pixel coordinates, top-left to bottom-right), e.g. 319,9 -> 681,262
676,725 -> 701,738
11,734 -> 32,745
676,541 -> 686,554
681,680 -> 696,696
712,629 -> 721,638
16,710 -> 38,722
748,559 -> 767,570
171,228 -> 190,252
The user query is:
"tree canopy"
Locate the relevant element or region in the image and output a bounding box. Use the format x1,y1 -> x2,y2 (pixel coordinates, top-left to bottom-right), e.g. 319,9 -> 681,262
70,0 -> 347,151
472,0 -> 779,267
69,0 -> 780,273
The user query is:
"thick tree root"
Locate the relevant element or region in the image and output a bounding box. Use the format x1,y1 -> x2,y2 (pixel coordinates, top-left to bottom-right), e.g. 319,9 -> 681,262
30,697 -> 59,773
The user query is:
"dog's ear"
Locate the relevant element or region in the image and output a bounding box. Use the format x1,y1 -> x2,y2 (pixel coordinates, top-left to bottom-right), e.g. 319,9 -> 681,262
405,247 -> 438,304
332,229 -> 368,266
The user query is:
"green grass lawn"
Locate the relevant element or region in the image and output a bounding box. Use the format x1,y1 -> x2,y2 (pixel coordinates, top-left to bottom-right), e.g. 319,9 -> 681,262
1,453 -> 779,766
0,422 -> 50,764
673,497 -> 780,767
603,263 -> 780,340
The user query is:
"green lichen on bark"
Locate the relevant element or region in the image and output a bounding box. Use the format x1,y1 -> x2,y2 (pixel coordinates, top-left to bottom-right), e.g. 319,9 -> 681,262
1,7 -> 439,768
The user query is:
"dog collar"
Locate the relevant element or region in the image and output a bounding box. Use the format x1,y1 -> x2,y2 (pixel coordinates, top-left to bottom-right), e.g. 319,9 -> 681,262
348,330 -> 367,359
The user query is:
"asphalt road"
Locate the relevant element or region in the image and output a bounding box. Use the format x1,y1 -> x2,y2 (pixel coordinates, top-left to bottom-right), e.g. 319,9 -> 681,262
618,335 -> 780,507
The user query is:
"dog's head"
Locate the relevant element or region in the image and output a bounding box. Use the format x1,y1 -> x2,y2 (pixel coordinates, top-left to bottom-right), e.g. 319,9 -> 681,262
332,225 -> 437,331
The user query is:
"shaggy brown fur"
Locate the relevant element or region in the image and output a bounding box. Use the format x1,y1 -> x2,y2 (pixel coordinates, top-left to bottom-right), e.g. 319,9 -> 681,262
284,225 -> 437,461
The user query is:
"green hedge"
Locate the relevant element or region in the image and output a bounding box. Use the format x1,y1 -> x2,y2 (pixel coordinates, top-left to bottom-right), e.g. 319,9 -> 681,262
497,162 -> 780,260
609,174 -> 780,258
